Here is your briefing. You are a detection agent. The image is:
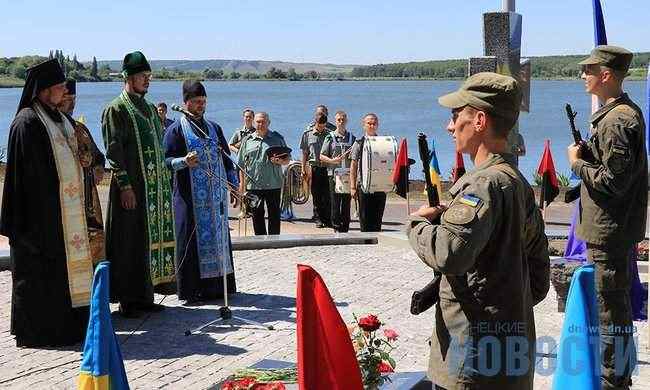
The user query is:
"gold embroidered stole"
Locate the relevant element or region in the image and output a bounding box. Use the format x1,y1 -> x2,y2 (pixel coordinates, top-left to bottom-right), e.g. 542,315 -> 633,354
34,102 -> 93,308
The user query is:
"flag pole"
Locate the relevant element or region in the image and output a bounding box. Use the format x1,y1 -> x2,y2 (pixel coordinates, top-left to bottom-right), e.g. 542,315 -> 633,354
405,180 -> 411,215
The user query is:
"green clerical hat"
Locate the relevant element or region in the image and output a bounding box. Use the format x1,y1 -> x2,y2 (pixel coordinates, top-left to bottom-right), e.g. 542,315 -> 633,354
122,51 -> 151,77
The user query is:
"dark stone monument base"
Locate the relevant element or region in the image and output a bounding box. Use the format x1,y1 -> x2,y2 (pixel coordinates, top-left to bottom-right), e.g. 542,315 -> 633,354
212,359 -> 430,390
550,258 -> 587,312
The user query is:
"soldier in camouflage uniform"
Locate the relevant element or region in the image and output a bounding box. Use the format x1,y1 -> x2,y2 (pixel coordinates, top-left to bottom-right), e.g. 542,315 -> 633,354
408,73 -> 550,390
567,45 -> 647,390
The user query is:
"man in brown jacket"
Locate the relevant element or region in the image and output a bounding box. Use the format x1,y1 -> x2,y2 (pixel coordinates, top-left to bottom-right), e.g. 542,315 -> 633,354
567,45 -> 647,390
408,72 -> 550,390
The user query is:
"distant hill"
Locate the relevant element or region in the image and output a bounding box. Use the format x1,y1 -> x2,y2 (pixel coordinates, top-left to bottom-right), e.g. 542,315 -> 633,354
97,59 -> 358,75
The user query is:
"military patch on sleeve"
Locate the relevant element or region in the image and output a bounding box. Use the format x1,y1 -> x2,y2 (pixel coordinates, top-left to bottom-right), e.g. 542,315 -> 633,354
443,203 -> 477,225
609,144 -> 629,174
458,194 -> 481,207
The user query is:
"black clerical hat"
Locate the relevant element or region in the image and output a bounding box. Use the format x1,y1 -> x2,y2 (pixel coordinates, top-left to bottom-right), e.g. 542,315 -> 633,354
65,78 -> 76,95
16,59 -> 66,114
182,80 -> 207,102
122,51 -> 151,77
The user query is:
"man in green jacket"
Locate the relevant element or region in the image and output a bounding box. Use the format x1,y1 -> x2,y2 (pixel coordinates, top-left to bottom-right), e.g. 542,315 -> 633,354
408,73 -> 550,390
567,45 -> 647,390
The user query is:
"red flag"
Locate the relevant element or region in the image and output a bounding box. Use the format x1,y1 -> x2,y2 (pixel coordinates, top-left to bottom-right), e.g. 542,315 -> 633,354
536,139 -> 559,207
296,265 -> 363,390
451,151 -> 466,184
391,138 -> 409,198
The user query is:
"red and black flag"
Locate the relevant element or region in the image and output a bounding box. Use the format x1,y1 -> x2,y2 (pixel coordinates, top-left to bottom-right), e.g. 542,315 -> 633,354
451,151 -> 466,184
537,139 -> 559,207
392,138 -> 410,198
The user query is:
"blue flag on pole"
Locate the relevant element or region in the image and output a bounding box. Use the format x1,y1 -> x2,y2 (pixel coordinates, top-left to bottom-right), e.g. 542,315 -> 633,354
78,262 -> 129,390
552,265 -> 601,390
592,0 -> 608,45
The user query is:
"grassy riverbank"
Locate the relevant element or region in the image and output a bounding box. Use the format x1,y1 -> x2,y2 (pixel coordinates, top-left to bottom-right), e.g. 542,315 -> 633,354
0,76 -> 24,88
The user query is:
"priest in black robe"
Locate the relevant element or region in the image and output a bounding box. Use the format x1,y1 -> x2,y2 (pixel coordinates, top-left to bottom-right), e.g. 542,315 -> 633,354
163,80 -> 237,304
0,60 -> 93,347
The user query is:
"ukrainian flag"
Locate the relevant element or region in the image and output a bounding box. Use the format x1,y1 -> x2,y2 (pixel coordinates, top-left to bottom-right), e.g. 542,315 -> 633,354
428,140 -> 443,201
78,262 -> 129,390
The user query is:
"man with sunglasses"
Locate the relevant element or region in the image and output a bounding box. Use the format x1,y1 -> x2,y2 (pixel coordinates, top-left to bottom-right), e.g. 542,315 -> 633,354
407,72 -> 550,389
567,45 -> 646,390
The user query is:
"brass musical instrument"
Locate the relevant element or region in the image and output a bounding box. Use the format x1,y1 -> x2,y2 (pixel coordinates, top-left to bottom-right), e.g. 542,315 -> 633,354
281,161 -> 310,207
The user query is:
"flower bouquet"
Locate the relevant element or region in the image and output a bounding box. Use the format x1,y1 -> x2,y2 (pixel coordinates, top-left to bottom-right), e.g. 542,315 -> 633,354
220,368 -> 296,390
350,314 -> 399,389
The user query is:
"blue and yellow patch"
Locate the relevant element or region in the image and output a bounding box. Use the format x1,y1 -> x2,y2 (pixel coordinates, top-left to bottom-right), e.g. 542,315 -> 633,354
458,194 -> 481,208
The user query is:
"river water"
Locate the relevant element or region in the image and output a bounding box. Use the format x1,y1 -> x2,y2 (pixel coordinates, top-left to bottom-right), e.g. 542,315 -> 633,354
0,80 -> 646,180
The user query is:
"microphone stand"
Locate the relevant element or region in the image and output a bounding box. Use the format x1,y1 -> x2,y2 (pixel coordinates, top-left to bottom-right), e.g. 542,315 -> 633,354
181,114 -> 273,336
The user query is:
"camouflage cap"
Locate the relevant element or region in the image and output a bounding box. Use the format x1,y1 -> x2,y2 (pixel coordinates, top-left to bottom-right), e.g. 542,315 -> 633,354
578,45 -> 633,71
438,72 -> 521,121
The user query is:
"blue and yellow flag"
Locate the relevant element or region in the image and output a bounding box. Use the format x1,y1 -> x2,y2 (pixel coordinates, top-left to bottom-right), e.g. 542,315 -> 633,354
427,140 -> 443,201
78,262 -> 129,390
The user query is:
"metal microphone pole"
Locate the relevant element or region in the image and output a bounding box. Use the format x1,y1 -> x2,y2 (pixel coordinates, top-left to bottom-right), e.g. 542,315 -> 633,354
183,117 -> 273,335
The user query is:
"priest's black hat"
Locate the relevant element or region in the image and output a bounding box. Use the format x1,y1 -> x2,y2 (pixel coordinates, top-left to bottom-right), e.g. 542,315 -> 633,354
16,59 -> 66,114
182,80 -> 207,102
122,51 -> 151,77
65,78 -> 76,95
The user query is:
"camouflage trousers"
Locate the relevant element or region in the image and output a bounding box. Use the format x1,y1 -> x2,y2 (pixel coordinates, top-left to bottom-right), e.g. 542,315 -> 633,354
587,244 -> 636,390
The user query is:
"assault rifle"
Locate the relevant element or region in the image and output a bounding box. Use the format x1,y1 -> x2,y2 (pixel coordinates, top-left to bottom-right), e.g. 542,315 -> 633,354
410,133 -> 442,315
564,104 -> 591,203
565,103 -> 582,146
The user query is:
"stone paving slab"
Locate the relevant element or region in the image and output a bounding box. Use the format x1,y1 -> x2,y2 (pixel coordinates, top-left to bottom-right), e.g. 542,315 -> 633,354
0,242 -> 648,389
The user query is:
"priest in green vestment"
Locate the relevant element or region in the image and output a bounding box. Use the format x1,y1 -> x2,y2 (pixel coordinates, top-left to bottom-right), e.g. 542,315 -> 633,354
101,51 -> 175,318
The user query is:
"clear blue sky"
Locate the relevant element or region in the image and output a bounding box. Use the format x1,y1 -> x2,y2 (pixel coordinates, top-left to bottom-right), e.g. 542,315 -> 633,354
0,0 -> 647,64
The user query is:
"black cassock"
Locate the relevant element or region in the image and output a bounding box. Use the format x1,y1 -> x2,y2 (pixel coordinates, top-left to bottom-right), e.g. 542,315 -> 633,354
163,117 -> 237,301
0,106 -> 89,347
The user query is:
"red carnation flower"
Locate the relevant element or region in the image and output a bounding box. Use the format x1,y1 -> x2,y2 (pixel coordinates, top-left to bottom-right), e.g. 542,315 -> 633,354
222,377 -> 257,390
383,328 -> 399,341
377,361 -> 394,374
358,314 -> 381,332
252,382 -> 286,390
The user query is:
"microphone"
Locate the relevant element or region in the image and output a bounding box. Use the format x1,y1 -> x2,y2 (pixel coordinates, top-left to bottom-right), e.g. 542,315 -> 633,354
171,104 -> 196,118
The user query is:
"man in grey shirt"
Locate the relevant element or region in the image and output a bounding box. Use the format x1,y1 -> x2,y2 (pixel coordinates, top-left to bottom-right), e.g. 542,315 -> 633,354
320,111 -> 356,232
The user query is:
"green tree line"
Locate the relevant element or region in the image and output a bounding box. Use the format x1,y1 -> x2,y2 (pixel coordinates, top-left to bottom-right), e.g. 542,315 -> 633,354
3,52 -> 648,87
351,53 -> 650,79
153,66 -> 330,81
0,50 -> 112,85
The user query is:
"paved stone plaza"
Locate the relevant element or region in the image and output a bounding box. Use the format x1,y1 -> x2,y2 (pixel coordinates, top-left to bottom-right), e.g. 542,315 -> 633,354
0,233 -> 648,389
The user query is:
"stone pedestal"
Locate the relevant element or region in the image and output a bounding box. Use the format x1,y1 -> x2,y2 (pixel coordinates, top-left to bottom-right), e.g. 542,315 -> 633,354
468,57 -> 497,75
463,10 -> 528,160
550,258 -> 587,312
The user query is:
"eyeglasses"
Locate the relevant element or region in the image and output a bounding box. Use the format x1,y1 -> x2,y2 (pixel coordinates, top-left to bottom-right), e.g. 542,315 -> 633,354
581,65 -> 601,76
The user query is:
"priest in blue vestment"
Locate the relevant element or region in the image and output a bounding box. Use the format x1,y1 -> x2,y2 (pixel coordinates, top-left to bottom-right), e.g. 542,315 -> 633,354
163,80 -> 238,305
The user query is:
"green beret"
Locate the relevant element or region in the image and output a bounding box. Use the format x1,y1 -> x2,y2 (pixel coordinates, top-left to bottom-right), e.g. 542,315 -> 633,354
438,72 -> 521,122
122,51 -> 151,77
578,45 -> 633,72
